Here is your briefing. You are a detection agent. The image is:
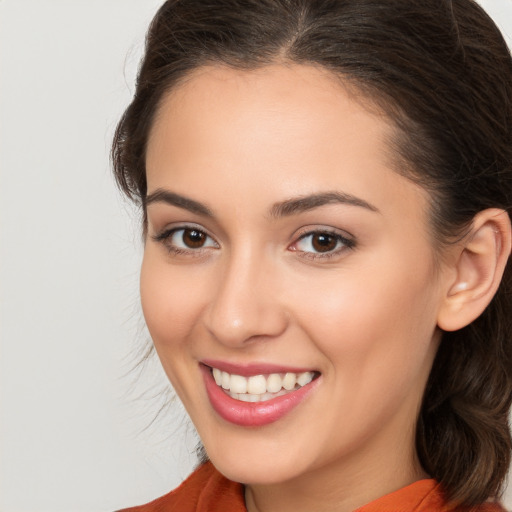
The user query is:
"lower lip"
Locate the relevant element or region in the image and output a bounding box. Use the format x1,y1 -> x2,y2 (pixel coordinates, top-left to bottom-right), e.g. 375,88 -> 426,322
200,365 -> 319,427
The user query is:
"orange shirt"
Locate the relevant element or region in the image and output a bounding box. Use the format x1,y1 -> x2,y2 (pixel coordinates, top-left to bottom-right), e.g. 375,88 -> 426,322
118,462 -> 506,512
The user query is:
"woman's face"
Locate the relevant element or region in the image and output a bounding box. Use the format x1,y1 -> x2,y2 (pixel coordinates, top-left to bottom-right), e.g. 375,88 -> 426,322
142,64 -> 445,486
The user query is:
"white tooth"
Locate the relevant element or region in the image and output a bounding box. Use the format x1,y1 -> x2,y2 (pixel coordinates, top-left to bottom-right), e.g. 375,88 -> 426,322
230,374 -> 248,394
247,375 -> 266,394
282,372 -> 296,390
212,368 -> 222,386
297,371 -> 314,387
238,394 -> 252,402
229,392 -> 239,400
221,371 -> 230,390
266,373 -> 283,393
247,393 -> 260,402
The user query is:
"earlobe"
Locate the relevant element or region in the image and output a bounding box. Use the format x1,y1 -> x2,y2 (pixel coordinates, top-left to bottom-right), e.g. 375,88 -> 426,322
437,209 -> 511,332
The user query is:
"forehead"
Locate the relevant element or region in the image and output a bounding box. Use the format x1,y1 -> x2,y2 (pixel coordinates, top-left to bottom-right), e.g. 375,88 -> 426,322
145,64 -> 428,226
149,64 -> 389,154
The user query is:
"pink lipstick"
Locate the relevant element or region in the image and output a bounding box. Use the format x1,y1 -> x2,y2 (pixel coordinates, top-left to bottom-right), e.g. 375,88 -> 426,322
200,363 -> 320,427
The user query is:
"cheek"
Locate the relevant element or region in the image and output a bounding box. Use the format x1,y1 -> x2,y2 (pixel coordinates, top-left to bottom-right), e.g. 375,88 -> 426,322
293,267 -> 440,449
139,251 -> 212,406
140,251 -> 206,347
291,254 -> 440,381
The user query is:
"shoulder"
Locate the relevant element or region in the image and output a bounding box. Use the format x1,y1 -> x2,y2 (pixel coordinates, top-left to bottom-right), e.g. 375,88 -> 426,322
116,462 -> 246,512
355,479 -> 507,512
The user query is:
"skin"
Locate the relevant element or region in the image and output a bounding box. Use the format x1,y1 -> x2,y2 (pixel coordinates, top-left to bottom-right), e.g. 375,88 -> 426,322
141,64 -> 459,512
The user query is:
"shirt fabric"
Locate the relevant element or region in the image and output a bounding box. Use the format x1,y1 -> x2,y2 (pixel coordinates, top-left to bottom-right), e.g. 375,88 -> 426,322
117,462 -> 506,512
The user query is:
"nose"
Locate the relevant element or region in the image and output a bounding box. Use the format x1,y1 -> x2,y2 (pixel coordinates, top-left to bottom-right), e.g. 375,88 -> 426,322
203,250 -> 288,347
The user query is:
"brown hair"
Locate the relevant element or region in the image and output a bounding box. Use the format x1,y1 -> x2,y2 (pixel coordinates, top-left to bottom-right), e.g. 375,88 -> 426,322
112,0 -> 512,507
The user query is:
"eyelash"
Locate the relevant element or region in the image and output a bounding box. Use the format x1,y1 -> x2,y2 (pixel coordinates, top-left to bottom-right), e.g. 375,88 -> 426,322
291,229 -> 356,260
152,226 -> 218,257
152,226 -> 355,259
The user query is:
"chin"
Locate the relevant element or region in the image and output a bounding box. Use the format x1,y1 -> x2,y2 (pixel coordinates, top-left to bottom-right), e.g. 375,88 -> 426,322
210,453 -> 303,485
199,428 -> 316,486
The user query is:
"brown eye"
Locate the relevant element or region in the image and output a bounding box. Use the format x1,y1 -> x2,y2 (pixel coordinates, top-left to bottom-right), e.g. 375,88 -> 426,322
182,229 -> 206,248
293,230 -> 354,257
154,227 -> 218,253
311,233 -> 338,253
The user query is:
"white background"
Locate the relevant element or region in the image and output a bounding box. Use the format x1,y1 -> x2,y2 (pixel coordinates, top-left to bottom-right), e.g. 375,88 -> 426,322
1,1 -> 511,511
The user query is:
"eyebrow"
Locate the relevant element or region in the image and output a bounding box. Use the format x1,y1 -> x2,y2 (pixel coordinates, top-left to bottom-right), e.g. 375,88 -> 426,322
144,189 -> 379,218
145,189 -> 213,217
269,191 -> 379,218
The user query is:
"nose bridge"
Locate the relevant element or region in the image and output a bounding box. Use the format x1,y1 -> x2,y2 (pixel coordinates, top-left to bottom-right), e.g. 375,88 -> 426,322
204,244 -> 286,346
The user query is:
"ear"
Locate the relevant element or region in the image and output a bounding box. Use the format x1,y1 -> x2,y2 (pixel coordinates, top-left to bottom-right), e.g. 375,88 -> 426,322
437,209 -> 511,332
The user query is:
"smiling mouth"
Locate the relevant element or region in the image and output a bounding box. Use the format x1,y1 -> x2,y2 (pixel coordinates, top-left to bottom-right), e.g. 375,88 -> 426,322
201,363 -> 321,426
211,367 -> 318,403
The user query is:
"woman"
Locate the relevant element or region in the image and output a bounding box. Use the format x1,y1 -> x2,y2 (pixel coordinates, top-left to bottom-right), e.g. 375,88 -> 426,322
113,0 -> 512,510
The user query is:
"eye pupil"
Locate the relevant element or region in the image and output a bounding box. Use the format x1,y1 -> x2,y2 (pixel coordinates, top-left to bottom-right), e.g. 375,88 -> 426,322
312,233 -> 337,252
183,229 -> 206,248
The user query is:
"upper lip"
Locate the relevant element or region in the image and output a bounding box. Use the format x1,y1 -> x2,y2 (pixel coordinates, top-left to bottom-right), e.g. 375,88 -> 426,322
201,359 -> 318,377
